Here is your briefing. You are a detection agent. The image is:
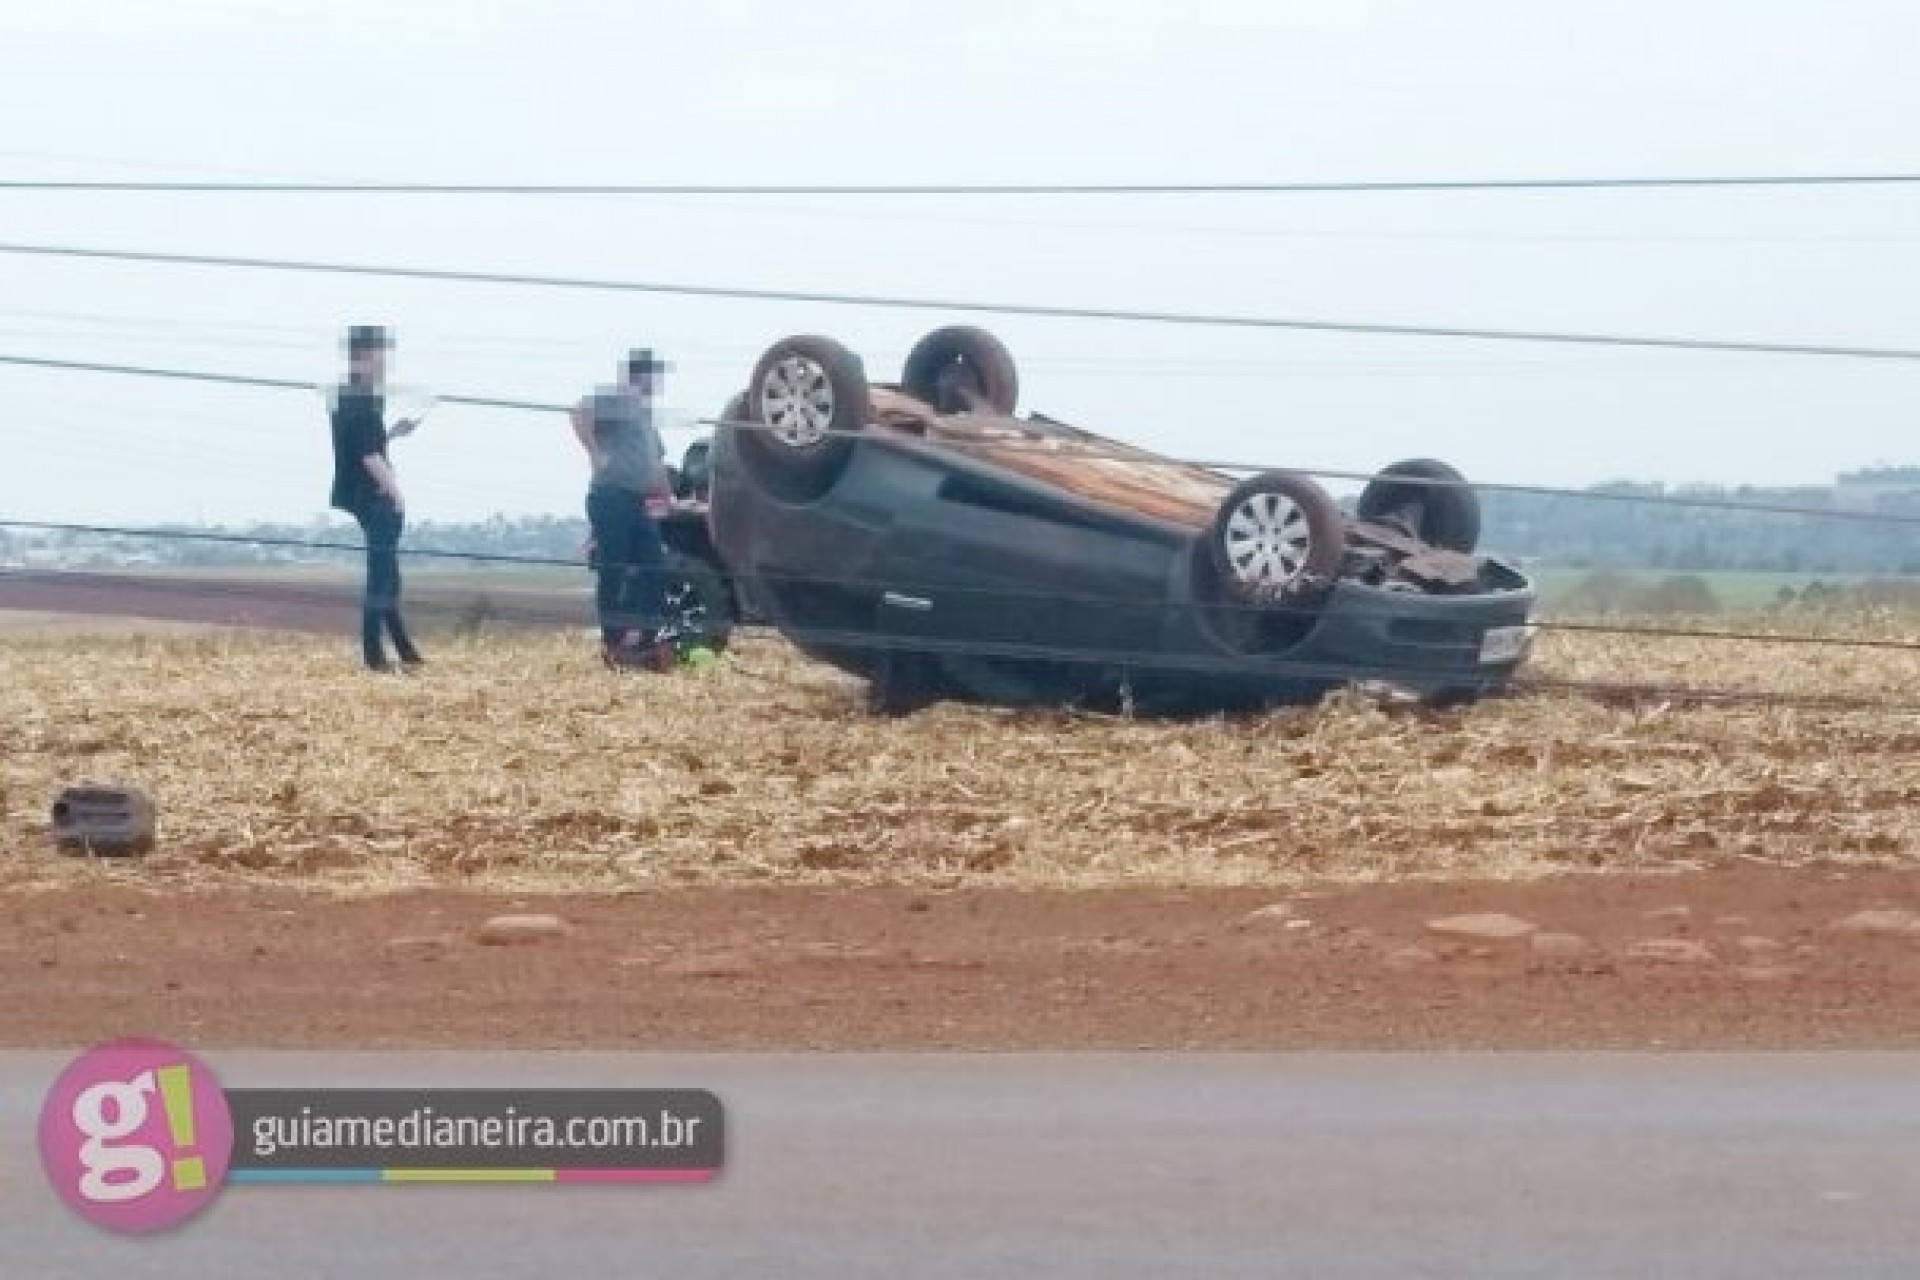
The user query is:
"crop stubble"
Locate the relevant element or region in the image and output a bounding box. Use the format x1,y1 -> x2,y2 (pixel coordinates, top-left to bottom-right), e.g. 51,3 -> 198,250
2,621 -> 1917,895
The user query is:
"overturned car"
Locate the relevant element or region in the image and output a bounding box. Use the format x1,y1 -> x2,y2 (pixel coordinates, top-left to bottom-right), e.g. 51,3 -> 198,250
707,326 -> 1537,713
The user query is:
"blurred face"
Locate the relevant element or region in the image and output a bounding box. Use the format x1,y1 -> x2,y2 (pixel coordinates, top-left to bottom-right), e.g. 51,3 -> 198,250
350,346 -> 389,387
624,363 -> 660,398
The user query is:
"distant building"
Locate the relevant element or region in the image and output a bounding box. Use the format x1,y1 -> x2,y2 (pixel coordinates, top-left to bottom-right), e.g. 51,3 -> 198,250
1835,466 -> 1920,512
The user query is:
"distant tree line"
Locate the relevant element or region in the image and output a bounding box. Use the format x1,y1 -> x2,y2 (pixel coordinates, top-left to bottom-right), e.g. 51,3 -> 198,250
0,516 -> 592,571
6,474 -> 1918,581
1479,482 -> 1920,576
1553,569 -> 1920,618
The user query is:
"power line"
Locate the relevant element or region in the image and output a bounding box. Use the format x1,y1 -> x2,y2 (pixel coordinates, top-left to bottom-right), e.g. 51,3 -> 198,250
0,565 -> 582,631
0,149 -> 321,181
7,241 -> 1920,363
5,350 -> 1920,527
9,174 -> 1920,196
0,353 -> 565,413
1504,675 -> 1920,716
1221,466 -> 1920,526
773,623 -> 1920,715
0,518 -> 577,568
3,519 -> 1917,656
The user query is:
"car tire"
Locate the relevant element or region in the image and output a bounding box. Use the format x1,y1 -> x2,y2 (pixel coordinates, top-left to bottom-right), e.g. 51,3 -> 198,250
741,335 -> 871,499
901,326 -> 1019,416
1356,458 -> 1480,553
658,550 -> 736,654
1188,540 -> 1316,655
1208,471 -> 1347,603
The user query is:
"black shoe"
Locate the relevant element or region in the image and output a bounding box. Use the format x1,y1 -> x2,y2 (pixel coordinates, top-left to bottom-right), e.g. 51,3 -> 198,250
386,611 -> 421,665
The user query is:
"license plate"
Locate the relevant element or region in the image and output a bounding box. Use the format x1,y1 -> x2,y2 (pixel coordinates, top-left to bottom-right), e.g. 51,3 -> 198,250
1479,624 -> 1536,666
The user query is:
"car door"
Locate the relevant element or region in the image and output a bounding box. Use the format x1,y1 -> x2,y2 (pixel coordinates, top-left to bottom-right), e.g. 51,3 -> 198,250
875,461 -> 1178,666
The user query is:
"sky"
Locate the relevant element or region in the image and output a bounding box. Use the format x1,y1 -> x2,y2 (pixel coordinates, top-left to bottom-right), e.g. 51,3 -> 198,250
2,0 -> 1918,525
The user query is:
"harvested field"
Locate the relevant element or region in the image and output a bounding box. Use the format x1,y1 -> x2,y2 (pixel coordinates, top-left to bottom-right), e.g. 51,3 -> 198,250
6,621 -> 1920,1049
2,621 -> 1917,895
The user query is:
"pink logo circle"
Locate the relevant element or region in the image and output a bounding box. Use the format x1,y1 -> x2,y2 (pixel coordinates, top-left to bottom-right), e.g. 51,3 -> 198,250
37,1038 -> 232,1234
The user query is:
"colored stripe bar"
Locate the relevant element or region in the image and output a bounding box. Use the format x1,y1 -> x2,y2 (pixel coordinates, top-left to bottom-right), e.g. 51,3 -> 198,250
228,1169 -> 384,1184
382,1169 -> 556,1183
554,1168 -> 717,1185
227,1167 -> 718,1185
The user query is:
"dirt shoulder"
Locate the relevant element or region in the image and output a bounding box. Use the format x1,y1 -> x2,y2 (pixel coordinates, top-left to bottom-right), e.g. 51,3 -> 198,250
3,868 -> 1917,1049
0,570 -> 581,636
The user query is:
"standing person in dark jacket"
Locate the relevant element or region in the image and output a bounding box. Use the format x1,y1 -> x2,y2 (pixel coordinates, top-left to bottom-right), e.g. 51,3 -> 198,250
573,347 -> 671,669
329,325 -> 425,673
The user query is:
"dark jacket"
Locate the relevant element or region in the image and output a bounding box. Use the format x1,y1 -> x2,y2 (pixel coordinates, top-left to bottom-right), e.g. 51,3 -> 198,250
330,386 -> 389,512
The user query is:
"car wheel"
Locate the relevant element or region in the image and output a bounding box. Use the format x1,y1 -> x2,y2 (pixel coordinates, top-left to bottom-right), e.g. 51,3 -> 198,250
1356,458 -> 1480,553
658,551 -> 736,654
1188,539 -> 1314,654
1209,471 -> 1347,603
741,335 -> 871,499
901,326 -> 1019,416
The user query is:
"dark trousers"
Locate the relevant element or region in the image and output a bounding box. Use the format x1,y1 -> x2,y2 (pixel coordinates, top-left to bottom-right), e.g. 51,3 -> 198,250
349,498 -> 419,667
587,484 -> 665,645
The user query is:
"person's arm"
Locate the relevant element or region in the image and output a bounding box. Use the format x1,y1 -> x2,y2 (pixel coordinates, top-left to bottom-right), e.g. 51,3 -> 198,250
570,400 -> 599,466
363,453 -> 403,508
641,420 -> 672,513
345,398 -> 403,507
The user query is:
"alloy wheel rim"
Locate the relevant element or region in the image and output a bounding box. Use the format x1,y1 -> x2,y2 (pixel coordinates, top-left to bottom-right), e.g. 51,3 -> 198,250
1223,491 -> 1313,589
761,356 -> 835,447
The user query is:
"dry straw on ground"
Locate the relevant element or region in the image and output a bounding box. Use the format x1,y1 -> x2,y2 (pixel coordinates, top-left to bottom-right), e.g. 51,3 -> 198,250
2,620 -> 1918,895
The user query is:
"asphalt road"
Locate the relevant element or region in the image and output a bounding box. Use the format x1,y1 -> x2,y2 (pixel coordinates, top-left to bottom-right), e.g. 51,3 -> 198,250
5,1053 -> 1918,1278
